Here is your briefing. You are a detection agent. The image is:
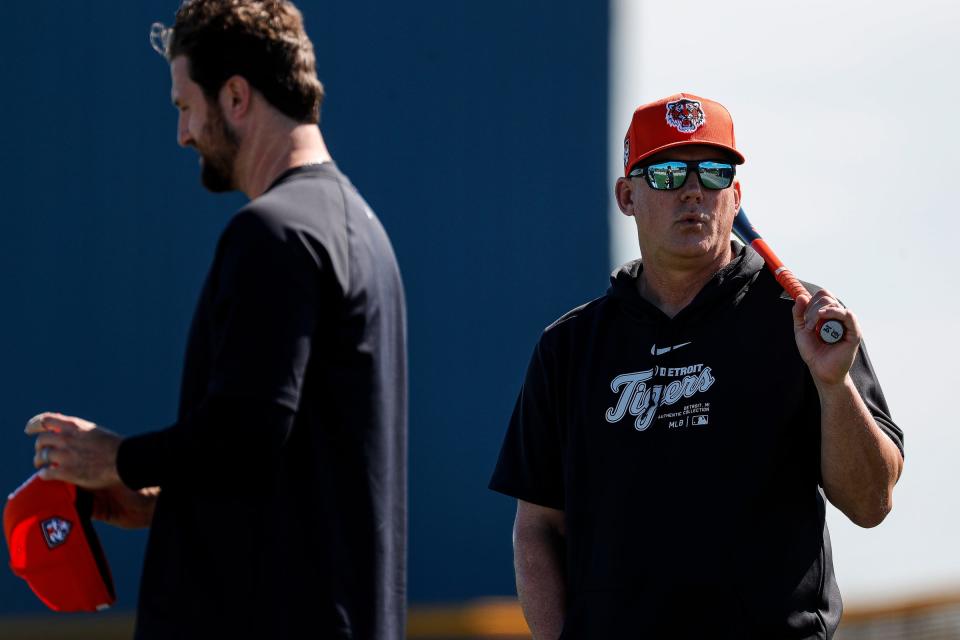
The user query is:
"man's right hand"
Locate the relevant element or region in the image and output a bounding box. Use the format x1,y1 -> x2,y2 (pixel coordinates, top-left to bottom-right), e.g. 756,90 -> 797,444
26,412 -> 123,489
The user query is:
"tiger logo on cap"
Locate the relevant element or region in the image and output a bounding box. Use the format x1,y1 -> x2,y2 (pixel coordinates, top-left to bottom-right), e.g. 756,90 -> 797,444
665,99 -> 705,133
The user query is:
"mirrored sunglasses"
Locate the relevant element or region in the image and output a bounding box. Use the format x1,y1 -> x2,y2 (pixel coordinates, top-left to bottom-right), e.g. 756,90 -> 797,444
629,160 -> 736,190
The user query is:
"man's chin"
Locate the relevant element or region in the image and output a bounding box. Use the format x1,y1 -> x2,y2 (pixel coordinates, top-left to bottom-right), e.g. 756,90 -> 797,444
664,235 -> 730,260
200,166 -> 235,193
201,179 -> 235,194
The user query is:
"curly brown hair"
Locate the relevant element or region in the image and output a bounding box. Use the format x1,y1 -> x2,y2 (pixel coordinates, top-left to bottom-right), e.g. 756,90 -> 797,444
155,0 -> 324,124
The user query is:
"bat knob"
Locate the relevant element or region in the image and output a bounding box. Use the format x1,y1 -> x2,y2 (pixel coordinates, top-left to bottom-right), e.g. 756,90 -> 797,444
817,319 -> 844,344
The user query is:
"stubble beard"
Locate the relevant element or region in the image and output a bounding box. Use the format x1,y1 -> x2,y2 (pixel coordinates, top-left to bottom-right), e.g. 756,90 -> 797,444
197,102 -> 240,193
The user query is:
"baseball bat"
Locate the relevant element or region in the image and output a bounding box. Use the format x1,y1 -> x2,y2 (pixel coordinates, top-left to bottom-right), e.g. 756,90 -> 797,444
732,207 -> 844,344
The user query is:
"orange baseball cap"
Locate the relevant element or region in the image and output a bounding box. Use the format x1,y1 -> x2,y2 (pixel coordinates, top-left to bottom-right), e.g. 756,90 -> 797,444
4,473 -> 115,612
623,92 -> 745,175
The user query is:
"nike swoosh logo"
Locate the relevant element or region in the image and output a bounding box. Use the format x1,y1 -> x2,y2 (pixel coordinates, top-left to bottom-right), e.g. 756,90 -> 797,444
650,341 -> 692,356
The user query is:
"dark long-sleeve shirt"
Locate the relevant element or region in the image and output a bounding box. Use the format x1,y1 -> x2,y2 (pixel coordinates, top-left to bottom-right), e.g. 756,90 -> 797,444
118,163 -> 407,640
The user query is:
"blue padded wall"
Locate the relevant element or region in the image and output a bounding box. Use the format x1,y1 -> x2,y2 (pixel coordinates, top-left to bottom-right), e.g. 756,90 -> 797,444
0,1 -> 608,612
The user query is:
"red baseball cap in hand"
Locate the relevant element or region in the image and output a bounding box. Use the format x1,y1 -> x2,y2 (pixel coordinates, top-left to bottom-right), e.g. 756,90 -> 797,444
4,473 -> 115,612
623,92 -> 745,175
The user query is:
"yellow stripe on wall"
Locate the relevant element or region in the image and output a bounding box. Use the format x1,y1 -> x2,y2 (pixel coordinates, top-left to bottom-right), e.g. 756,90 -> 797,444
407,598 -> 530,638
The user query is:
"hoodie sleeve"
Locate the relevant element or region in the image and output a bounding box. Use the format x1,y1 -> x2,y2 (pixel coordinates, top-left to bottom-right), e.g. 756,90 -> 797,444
115,209 -> 319,490
849,340 -> 904,458
489,338 -> 566,510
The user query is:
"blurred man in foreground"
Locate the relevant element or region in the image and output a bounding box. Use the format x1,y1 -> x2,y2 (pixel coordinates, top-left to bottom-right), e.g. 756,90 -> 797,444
26,2 -> 407,637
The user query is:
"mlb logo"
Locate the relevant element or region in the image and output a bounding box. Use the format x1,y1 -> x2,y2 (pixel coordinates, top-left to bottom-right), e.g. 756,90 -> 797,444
40,516 -> 72,549
691,415 -> 709,426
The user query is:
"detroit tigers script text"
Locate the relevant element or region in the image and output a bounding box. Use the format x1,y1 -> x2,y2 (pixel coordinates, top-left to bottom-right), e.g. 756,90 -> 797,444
605,364 -> 715,431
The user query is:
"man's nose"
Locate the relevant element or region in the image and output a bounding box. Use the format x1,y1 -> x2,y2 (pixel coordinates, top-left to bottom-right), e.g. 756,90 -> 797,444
678,168 -> 703,201
177,114 -> 192,148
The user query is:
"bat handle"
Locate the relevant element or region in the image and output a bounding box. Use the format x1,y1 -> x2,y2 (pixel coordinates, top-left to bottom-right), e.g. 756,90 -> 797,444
773,266 -> 808,302
774,267 -> 845,344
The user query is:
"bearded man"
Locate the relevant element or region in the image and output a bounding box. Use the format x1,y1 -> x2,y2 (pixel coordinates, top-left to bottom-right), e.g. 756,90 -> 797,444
25,2 -> 407,638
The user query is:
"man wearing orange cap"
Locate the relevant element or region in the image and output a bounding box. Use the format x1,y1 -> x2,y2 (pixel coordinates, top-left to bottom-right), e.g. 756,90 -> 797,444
490,93 -> 903,638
